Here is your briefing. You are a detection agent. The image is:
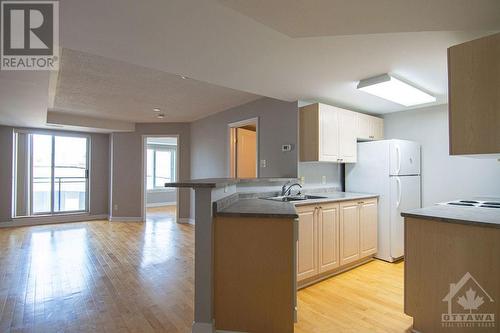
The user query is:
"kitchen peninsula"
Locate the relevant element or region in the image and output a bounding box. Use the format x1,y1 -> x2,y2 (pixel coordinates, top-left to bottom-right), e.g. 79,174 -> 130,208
402,202 -> 500,333
167,178 -> 378,333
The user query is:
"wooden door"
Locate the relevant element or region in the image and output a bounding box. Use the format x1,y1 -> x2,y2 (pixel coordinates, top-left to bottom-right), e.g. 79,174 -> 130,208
339,201 -> 360,265
318,203 -> 340,273
319,105 -> 340,161
236,128 -> 257,178
297,205 -> 318,281
337,109 -> 357,163
359,199 -> 378,257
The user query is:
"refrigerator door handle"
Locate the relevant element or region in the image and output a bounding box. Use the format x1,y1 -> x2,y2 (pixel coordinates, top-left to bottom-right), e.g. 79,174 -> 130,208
396,177 -> 402,208
395,144 -> 401,175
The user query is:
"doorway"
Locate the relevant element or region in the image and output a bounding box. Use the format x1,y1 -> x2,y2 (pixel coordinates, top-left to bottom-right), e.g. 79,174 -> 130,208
229,118 -> 258,178
142,136 -> 179,222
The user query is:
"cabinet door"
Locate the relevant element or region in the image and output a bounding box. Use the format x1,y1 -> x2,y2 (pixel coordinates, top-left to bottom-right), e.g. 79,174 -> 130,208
318,203 -> 340,273
338,109 -> 357,163
297,206 -> 318,281
339,201 -> 360,265
448,32 -> 500,155
356,113 -> 372,140
359,199 -> 378,257
372,117 -> 384,140
319,105 -> 339,161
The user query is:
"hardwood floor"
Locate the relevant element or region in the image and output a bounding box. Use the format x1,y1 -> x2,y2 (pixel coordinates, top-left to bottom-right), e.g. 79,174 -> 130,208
0,206 -> 412,332
0,206 -> 194,333
295,260 -> 413,333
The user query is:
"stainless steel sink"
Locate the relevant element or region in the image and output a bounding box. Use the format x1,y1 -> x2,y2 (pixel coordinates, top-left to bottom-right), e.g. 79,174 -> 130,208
262,194 -> 327,202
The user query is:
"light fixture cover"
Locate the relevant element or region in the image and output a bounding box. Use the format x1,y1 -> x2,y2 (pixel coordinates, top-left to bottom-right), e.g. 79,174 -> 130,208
357,74 -> 436,106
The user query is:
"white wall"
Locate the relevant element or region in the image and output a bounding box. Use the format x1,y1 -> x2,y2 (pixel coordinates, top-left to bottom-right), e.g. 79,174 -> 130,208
384,104 -> 500,206
298,162 -> 342,188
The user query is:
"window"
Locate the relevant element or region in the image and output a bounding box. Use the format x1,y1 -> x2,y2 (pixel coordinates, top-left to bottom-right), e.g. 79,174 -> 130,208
14,131 -> 89,217
147,145 -> 176,190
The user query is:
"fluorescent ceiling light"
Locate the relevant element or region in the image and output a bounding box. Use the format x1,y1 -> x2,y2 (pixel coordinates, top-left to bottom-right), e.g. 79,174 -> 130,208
357,74 -> 436,107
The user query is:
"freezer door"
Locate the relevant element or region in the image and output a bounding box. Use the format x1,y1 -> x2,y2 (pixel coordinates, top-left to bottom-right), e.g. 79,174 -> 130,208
389,175 -> 421,259
389,140 -> 421,176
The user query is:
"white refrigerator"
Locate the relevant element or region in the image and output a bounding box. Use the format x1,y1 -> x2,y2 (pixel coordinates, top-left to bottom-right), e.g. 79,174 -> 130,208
346,139 -> 421,262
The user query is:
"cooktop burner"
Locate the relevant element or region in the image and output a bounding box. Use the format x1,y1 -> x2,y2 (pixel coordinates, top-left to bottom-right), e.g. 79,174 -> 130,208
441,199 -> 500,209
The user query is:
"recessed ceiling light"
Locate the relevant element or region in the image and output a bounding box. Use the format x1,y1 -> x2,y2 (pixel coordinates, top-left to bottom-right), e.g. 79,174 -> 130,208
153,108 -> 161,112
357,74 -> 436,107
157,113 -> 165,119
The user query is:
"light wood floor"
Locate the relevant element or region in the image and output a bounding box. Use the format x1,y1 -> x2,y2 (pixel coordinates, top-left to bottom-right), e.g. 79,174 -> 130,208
0,206 -> 413,333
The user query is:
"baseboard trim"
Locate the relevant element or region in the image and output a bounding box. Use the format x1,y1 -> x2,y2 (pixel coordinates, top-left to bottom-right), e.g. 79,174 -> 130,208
109,216 -> 145,222
0,214 -> 109,228
192,321 -> 215,333
146,202 -> 176,208
178,218 -> 195,224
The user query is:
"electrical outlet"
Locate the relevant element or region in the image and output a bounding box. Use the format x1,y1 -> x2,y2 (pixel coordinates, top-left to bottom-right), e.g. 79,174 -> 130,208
299,176 -> 305,185
321,176 -> 327,185
224,185 -> 228,193
260,159 -> 267,168
113,204 -> 118,211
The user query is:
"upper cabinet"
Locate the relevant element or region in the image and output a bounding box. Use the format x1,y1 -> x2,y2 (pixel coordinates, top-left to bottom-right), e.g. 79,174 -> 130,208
300,103 -> 357,163
448,32 -> 500,155
299,103 -> 384,163
356,113 -> 384,141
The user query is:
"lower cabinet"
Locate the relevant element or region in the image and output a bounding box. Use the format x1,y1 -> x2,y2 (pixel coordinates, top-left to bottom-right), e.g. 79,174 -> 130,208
297,198 -> 378,286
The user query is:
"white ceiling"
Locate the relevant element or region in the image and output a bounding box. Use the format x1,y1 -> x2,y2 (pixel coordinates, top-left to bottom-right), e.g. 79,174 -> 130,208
1,0 -> 499,131
218,0 -> 500,38
52,49 -> 260,123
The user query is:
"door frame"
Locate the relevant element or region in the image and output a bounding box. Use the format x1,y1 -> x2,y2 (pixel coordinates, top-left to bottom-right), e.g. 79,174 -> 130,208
141,135 -> 180,222
227,117 -> 259,178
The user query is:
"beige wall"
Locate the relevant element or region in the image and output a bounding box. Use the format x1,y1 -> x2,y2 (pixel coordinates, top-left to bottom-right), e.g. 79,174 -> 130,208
0,125 -> 110,222
110,123 -> 190,219
190,97 -> 298,179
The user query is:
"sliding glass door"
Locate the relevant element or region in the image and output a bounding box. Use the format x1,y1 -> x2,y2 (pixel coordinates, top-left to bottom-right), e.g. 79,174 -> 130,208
53,136 -> 88,213
15,131 -> 89,217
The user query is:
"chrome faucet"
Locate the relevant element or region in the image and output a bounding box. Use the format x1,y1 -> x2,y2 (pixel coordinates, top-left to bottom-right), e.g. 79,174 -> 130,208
281,181 -> 302,196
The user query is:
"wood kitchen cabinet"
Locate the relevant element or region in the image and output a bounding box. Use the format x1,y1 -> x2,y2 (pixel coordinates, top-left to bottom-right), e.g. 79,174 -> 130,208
297,198 -> 378,287
356,113 -> 384,141
339,201 -> 360,265
299,103 -> 357,163
296,205 -> 318,281
448,32 -> 500,155
359,199 -> 378,257
318,203 -> 340,273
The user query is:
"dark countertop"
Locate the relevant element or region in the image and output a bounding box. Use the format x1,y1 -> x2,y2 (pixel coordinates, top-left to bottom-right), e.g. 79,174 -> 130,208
165,177 -> 298,189
215,192 -> 378,219
402,205 -> 500,228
